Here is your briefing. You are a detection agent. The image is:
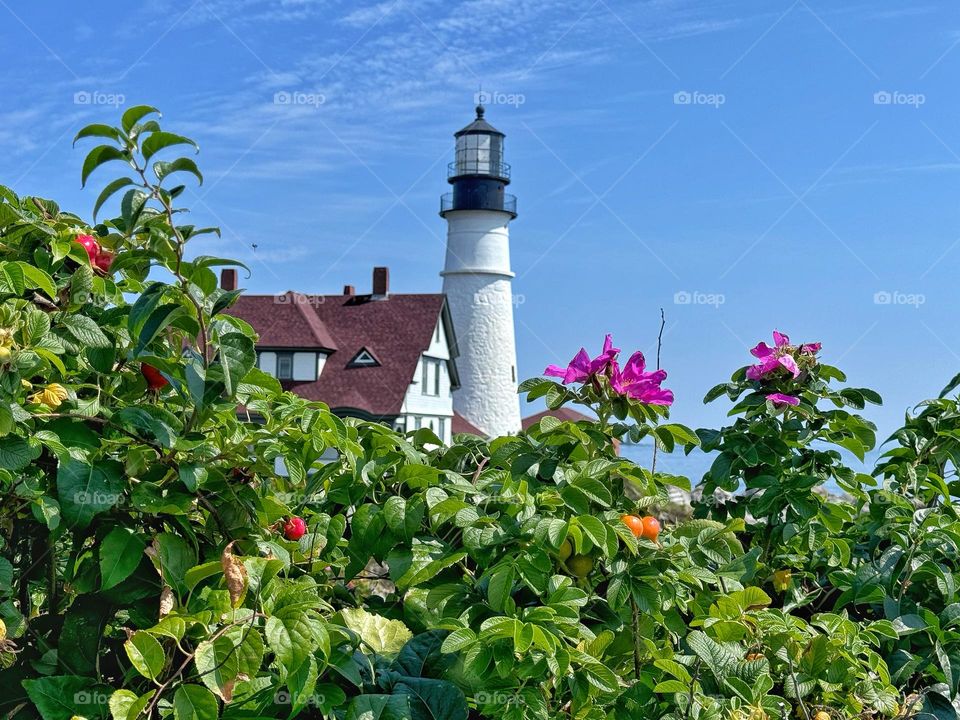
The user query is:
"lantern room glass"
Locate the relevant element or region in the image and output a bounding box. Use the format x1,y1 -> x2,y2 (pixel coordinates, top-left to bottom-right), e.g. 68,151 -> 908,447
455,133 -> 503,176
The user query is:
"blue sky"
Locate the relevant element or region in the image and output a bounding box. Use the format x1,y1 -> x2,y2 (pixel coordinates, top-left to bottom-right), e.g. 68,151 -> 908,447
2,0 -> 959,442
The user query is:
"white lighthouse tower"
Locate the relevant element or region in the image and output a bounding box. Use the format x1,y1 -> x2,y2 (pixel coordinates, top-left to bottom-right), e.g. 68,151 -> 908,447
441,105 -> 522,437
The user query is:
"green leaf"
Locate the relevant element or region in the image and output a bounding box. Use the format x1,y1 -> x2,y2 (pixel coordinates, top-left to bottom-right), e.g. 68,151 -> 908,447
124,631 -> 165,680
122,105 -> 160,133
108,690 -> 139,720
287,654 -> 318,716
73,123 -> 123,145
154,157 -> 204,185
56,458 -> 123,528
0,556 -> 13,591
81,144 -> 130,187
216,332 -> 256,397
0,436 -> 37,470
93,177 -> 136,220
172,685 -> 218,720
194,636 -> 239,702
1,261 -> 25,294
659,422 -> 700,446
22,676 -> 107,720
142,131 -> 198,162
61,314 -> 111,348
154,532 -> 197,595
394,678 -> 468,720
99,527 -> 146,590
265,606 -> 322,672
345,694 -> 410,720
16,262 -> 56,298
113,406 -> 178,448
340,608 -> 413,657
133,303 -> 186,357
487,565 -> 515,612
0,404 -> 12,437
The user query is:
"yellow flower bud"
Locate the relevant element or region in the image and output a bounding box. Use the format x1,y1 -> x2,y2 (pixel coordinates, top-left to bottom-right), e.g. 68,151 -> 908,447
773,569 -> 792,592
30,383 -> 69,410
0,346 -> 10,364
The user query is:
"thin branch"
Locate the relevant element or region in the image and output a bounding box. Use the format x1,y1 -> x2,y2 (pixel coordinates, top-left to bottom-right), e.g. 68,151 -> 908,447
651,308 -> 666,475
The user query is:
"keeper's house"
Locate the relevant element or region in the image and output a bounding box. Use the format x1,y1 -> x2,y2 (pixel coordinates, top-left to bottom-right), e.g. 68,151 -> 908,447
224,267 -> 477,444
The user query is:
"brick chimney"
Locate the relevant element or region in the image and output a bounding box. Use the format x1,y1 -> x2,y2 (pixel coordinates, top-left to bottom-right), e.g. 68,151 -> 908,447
221,268 -> 238,291
372,267 -> 389,298
343,284 -> 355,296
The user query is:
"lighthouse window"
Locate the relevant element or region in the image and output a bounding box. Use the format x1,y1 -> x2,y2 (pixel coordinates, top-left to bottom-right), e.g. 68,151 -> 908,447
456,134 -> 500,175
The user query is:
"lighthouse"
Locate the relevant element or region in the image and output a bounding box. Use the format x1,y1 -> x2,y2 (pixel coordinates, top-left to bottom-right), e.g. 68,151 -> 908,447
440,105 -> 522,437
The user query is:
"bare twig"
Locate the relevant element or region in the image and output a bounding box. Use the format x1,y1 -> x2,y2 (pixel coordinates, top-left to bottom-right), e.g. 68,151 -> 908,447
651,308 -> 666,475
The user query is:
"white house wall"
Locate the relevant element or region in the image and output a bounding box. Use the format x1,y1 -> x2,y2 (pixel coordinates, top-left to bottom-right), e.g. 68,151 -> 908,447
399,314 -> 454,444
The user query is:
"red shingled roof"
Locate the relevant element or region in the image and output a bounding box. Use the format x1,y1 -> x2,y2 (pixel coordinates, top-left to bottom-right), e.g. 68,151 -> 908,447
521,407 -> 594,430
230,293 -> 454,417
452,412 -> 484,436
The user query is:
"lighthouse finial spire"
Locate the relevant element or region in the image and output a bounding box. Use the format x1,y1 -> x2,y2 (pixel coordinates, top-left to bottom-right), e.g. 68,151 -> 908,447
475,103 -> 485,119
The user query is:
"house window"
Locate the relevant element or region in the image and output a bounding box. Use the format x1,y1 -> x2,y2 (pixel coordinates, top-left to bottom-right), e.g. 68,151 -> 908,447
277,353 -> 293,380
438,417 -> 445,439
421,358 -> 441,396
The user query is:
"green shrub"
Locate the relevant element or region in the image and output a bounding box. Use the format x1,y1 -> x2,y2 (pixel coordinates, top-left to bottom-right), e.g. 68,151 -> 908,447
0,108 -> 958,720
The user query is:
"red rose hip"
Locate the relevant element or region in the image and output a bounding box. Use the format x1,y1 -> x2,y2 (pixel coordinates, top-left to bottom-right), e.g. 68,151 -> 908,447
283,517 -> 306,541
93,250 -> 114,274
77,234 -> 100,263
141,363 -> 169,390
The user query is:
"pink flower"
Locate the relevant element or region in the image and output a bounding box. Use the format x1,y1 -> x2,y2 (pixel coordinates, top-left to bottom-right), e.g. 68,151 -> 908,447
800,342 -> 821,355
589,334 -> 620,375
747,330 -> 800,380
545,348 -> 592,384
610,351 -> 674,406
766,393 -> 799,406
545,334 -> 620,384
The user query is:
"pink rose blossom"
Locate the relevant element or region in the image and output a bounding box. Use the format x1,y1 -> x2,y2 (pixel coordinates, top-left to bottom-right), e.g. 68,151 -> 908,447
544,335 -> 673,406
747,330 -> 801,380
610,351 -> 674,406
545,334 -> 620,384
766,393 -> 800,406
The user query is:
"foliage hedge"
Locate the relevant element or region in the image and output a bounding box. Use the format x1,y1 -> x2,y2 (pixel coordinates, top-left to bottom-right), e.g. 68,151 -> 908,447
1,108 -> 960,720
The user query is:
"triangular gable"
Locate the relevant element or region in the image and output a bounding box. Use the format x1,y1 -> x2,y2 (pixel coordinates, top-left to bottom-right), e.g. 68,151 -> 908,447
348,347 -> 380,367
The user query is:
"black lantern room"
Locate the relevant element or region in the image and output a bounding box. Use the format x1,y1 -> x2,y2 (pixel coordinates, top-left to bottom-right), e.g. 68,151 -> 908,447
440,105 -> 517,218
